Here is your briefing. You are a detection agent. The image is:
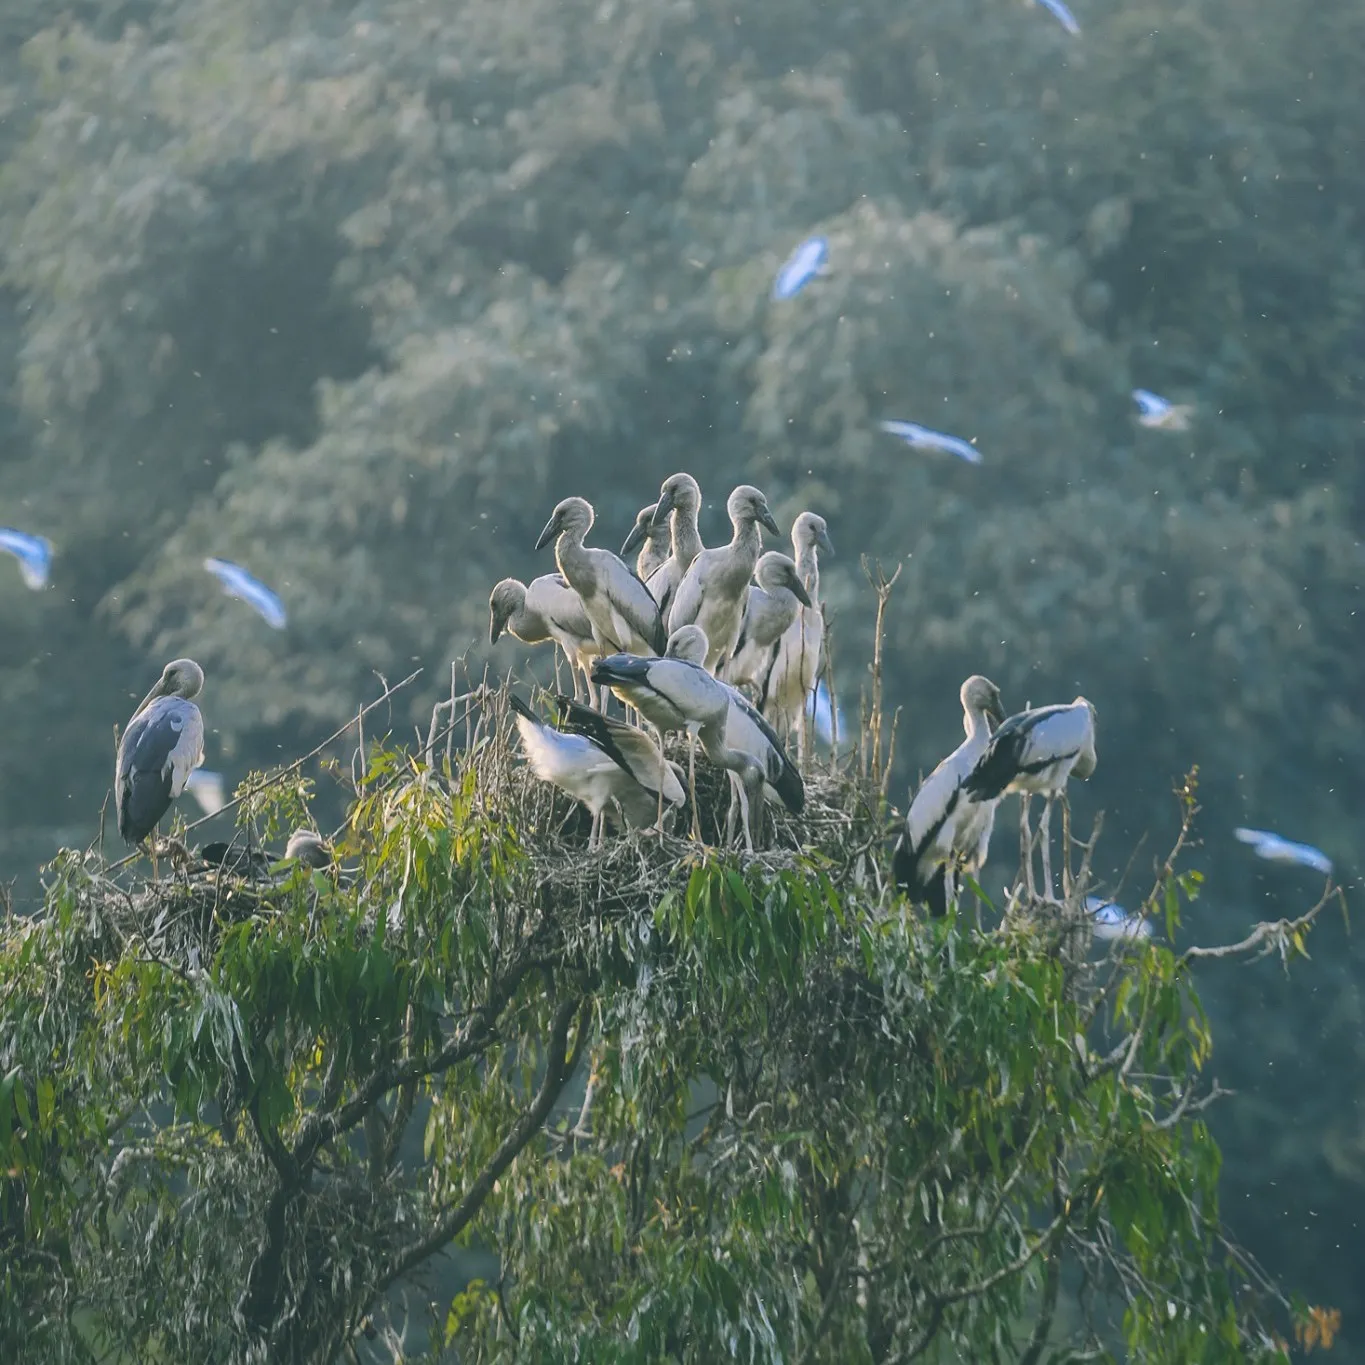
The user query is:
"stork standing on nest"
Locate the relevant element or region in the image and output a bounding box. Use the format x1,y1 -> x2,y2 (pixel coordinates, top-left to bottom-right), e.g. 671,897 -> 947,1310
489,574 -> 598,701
644,472 -> 705,625
592,625 -> 803,852
535,497 -> 667,691
892,676 -> 1006,917
509,693 -> 682,848
763,512 -> 832,756
962,697 -> 1097,900
115,658 -> 206,849
667,485 -> 781,671
620,502 -> 672,586
722,550 -> 812,695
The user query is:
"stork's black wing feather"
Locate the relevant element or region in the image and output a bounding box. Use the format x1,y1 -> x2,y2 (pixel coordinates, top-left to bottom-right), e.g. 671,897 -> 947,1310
892,834 -> 951,916
729,687 -> 804,815
552,695 -> 639,781
961,705 -> 1069,801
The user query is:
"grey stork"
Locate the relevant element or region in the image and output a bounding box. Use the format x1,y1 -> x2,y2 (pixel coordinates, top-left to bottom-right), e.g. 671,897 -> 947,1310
489,574 -> 598,701
591,625 -> 804,851
892,676 -> 1006,917
722,550 -> 812,695
535,497 -> 667,668
644,472 -> 705,625
763,512 -> 833,757
667,485 -> 781,670
962,697 -> 1097,899
115,658 -> 206,847
620,502 -> 672,585
509,693 -> 682,848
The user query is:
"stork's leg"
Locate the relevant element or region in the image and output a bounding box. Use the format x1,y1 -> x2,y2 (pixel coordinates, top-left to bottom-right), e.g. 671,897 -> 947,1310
747,784 -> 765,852
588,808 -> 603,851
1017,797 -> 1035,899
1060,795 -> 1073,898
725,771 -> 740,847
654,725 -> 668,833
687,732 -> 702,843
1039,799 -> 1055,901
736,779 -> 755,855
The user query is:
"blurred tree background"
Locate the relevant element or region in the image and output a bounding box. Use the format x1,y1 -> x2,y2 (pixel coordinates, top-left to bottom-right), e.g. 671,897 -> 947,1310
0,0 -> 1360,1349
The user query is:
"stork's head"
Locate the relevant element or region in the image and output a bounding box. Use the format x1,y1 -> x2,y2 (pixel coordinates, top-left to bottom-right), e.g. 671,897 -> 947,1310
651,472 -> 702,529
136,658 -> 204,716
727,485 -> 781,538
791,511 -> 834,558
285,828 -> 334,870
621,503 -> 664,558
488,578 -> 527,644
961,675 -> 1006,728
535,496 -> 594,551
1075,696 -> 1098,725
754,551 -> 812,608
665,624 -> 709,665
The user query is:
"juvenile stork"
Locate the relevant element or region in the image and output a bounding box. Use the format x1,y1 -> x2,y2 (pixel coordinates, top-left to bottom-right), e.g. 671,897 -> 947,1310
764,512 -> 833,755
667,485 -> 781,670
962,697 -> 1097,899
115,658 -> 206,847
489,574 -> 598,701
723,550 -> 812,694
591,625 -> 803,851
892,676 -> 1006,917
535,497 -> 667,665
509,694 -> 682,848
620,502 -> 672,585
644,472 -> 705,624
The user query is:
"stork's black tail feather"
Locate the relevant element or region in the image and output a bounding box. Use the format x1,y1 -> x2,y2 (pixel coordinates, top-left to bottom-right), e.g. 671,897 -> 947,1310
892,835 -> 953,918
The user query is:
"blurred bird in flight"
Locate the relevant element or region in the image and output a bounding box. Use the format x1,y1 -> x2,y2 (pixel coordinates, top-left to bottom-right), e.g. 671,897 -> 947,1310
0,527 -> 53,589
1132,388 -> 1194,432
879,419 -> 983,465
1234,827 -> 1332,876
773,236 -> 829,300
204,557 -> 287,629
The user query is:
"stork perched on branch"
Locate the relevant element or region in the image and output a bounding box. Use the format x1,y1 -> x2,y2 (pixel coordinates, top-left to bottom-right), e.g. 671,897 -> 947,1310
963,697 -> 1097,899
667,485 -> 781,671
644,472 -> 705,626
509,693 -> 681,848
115,658 -> 207,848
893,676 -> 1006,917
535,497 -> 667,668
489,574 -> 598,701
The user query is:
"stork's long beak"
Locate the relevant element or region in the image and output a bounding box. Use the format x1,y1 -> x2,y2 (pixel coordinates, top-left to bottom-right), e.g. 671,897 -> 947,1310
817,527 -> 835,557
987,696 -> 1007,728
785,569 -> 813,609
533,512 -> 561,552
132,675 -> 170,719
650,491 -> 675,530
489,607 -> 509,646
620,519 -> 649,558
758,506 -> 781,538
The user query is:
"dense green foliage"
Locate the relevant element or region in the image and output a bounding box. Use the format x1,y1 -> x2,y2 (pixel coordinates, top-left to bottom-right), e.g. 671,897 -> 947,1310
0,711 -> 1333,1361
0,0 -> 1360,1346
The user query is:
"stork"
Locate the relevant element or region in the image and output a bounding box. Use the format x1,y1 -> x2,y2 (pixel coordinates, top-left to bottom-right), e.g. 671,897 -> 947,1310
534,497 -> 667,673
723,550 -> 812,694
667,485 -> 781,670
591,625 -> 803,851
509,693 -> 682,848
489,574 -> 598,701
620,502 -> 672,586
115,658 -> 206,848
644,472 -> 705,624
962,697 -> 1097,899
763,512 -> 833,757
892,676 -> 1006,917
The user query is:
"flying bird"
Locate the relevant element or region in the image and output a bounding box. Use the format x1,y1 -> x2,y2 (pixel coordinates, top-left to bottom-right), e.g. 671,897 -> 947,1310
1234,827 -> 1332,877
0,528 -> 53,590
879,419 -> 983,465
963,697 -> 1097,899
893,676 -> 1007,917
115,658 -> 207,847
1086,896 -> 1153,942
773,236 -> 829,301
1132,389 -> 1193,432
204,558 -> 287,629
1035,0 -> 1081,36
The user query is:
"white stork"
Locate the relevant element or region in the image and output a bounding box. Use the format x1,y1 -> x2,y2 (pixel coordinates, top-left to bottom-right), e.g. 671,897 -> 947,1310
892,676 -> 1006,916
722,551 -> 812,694
763,512 -> 833,756
509,693 -> 682,848
489,574 -> 598,701
535,497 -> 667,668
644,472 -> 706,624
115,659 -> 206,847
962,697 -> 1097,899
667,485 -> 781,670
